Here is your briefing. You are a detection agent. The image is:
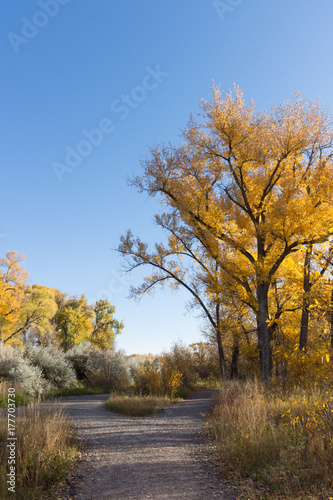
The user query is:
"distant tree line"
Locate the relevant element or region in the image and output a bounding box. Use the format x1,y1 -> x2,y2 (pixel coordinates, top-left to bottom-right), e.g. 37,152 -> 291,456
0,251 -> 123,351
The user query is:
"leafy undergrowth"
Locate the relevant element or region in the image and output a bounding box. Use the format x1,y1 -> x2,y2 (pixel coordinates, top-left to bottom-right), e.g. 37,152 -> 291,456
46,383 -> 115,399
0,404 -> 80,499
193,378 -> 221,390
209,380 -> 333,499
105,394 -> 180,417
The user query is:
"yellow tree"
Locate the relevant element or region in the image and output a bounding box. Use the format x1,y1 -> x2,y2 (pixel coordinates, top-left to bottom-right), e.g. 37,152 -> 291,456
90,299 -> 123,349
2,284 -> 58,346
133,86 -> 333,383
270,245 -> 333,350
54,294 -> 94,351
0,251 -> 29,343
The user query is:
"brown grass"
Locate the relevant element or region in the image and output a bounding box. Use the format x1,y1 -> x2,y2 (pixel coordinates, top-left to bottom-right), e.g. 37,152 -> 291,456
209,380 -> 333,499
105,394 -> 177,417
0,403 -> 80,499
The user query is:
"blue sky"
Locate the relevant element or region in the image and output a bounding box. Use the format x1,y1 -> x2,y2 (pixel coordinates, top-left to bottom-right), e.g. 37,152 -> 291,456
1,0 -> 333,355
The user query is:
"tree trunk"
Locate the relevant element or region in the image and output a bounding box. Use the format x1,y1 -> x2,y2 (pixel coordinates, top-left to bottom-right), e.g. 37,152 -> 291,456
216,329 -> 227,380
64,320 -> 70,353
299,245 -> 312,351
256,282 -> 272,384
216,301 -> 227,380
230,338 -> 239,379
330,288 -> 333,349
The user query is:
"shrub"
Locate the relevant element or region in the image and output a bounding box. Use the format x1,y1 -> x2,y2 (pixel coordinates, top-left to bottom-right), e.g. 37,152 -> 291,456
9,357 -> 46,395
160,362 -> 183,397
159,342 -> 196,392
86,348 -> 130,387
24,344 -> 77,390
131,358 -> 162,395
0,342 -> 21,375
284,349 -> 333,389
0,342 -> 46,395
188,342 -> 220,380
126,355 -> 142,387
65,342 -> 95,381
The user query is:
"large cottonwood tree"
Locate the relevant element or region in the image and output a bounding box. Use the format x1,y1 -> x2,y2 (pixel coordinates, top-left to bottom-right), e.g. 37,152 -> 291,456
132,86 -> 333,383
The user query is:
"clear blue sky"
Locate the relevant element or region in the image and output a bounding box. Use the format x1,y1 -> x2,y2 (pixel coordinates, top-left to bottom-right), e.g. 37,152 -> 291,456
1,0 -> 333,355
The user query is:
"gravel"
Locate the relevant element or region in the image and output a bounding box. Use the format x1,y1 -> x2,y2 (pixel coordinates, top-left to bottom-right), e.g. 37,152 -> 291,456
47,389 -> 238,499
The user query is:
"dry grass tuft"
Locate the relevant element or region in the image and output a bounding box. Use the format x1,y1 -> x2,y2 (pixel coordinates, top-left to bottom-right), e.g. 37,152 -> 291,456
105,394 -> 177,417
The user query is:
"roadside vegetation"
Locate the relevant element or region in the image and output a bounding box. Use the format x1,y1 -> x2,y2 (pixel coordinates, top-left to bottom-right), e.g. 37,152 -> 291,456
209,379 -> 333,499
0,339 -> 219,497
0,404 -> 80,500
3,331 -> 333,498
0,340 -> 219,408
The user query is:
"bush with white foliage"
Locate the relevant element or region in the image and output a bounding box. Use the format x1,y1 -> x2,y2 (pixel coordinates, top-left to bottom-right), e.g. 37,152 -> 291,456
24,344 -> 77,389
86,348 -> 130,387
0,342 -> 46,395
9,357 -> 46,395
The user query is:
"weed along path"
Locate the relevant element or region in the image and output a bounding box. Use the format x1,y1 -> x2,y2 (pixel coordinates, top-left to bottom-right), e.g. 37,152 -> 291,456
52,389 -> 237,499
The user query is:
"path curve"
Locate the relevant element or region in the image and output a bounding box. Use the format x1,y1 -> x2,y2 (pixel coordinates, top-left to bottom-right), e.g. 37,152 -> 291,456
49,389 -> 238,499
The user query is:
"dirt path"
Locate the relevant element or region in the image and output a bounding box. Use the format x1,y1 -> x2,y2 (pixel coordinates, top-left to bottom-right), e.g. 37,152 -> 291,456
50,390 -> 238,499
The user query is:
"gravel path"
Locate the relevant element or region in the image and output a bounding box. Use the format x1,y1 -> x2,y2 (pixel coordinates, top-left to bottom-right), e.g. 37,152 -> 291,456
45,389 -> 237,500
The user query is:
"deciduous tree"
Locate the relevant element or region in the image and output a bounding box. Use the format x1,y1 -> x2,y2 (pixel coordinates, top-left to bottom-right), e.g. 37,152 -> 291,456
132,85 -> 333,383
2,285 -> 58,345
54,294 -> 94,351
90,299 -> 123,349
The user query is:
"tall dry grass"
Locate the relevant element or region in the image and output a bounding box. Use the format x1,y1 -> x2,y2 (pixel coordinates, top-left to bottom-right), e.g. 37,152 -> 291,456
0,403 -> 79,499
209,380 -> 333,499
